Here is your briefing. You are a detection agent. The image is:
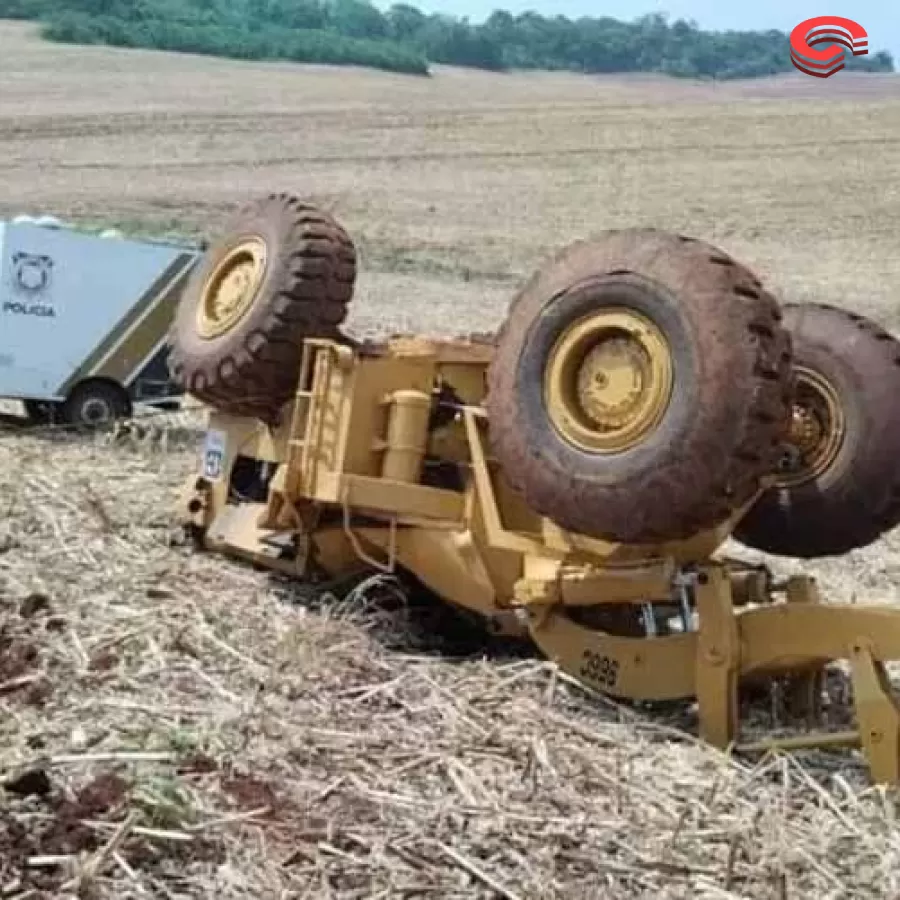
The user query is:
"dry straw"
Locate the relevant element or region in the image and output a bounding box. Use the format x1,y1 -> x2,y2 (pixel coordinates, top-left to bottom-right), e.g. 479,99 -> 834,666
1,410 -> 899,898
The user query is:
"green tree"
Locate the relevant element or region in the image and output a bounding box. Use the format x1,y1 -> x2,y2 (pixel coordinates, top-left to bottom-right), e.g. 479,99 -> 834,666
325,0 -> 387,39
12,0 -> 894,80
385,3 -> 425,43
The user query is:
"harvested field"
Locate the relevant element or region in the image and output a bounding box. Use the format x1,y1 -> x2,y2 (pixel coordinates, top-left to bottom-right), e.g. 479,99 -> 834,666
2,20 -> 900,336
2,17 -> 900,900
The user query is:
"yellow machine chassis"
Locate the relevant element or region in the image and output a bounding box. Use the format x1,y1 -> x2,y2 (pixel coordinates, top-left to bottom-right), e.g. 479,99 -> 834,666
181,338 -> 900,784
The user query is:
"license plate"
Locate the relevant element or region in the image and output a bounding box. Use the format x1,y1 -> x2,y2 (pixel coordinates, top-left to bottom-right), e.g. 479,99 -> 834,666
202,429 -> 226,480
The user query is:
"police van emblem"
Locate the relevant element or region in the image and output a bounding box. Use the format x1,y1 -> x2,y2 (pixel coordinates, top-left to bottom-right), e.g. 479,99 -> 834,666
12,252 -> 53,294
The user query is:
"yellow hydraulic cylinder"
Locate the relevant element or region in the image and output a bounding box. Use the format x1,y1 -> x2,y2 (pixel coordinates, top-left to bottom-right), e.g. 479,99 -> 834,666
380,389 -> 431,483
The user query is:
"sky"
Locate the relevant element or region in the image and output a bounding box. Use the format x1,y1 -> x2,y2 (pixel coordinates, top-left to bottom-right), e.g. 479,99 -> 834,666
374,1 -> 900,62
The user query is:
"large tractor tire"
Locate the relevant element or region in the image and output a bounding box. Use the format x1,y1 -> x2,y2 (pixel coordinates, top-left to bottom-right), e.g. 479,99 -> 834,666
733,303 -> 900,558
485,229 -> 794,544
168,193 -> 357,422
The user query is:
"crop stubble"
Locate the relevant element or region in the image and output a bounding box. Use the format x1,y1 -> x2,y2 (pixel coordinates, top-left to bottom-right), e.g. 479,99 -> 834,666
2,19 -> 900,899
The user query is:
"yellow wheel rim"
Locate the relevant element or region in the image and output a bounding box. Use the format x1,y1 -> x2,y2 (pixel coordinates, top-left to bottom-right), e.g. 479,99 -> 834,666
776,366 -> 845,487
195,237 -> 268,340
544,308 -> 674,454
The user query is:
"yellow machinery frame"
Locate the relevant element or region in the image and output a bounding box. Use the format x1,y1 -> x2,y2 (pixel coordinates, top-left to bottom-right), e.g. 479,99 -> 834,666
181,337 -> 900,784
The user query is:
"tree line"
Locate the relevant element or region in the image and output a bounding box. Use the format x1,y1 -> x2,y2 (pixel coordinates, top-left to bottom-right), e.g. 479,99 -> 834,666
0,0 -> 894,79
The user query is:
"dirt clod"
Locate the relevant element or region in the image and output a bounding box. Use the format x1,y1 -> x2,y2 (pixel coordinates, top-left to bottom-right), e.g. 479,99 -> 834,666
177,751 -> 219,775
41,773 -> 130,857
3,767 -> 52,798
72,772 -> 129,817
19,592 -> 51,619
87,650 -> 119,672
0,632 -> 38,682
221,774 -> 283,816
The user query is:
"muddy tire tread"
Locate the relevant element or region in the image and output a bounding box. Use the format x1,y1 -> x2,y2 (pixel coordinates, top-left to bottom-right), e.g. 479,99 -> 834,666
168,194 -> 356,420
486,229 -> 795,543
734,302 -> 900,557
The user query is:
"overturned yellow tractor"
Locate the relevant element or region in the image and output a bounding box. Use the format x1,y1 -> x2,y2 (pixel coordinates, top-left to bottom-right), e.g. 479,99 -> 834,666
171,193 -> 900,783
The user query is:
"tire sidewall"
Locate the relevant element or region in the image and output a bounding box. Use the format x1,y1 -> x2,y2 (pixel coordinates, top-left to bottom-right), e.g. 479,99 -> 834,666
734,303 -> 900,556
786,340 -> 865,501
487,231 -> 790,543
173,208 -> 289,370
514,273 -> 698,485
167,194 -> 356,420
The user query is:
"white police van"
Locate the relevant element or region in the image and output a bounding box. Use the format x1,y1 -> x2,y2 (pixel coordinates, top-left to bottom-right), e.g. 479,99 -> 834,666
0,215 -> 200,425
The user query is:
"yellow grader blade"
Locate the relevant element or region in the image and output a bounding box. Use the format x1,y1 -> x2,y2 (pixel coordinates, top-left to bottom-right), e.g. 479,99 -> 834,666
525,569 -> 900,783
169,193 -> 900,788
463,405 -> 900,782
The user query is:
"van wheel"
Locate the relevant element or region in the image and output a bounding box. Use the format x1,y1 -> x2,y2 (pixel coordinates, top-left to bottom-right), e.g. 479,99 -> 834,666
63,382 -> 132,428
